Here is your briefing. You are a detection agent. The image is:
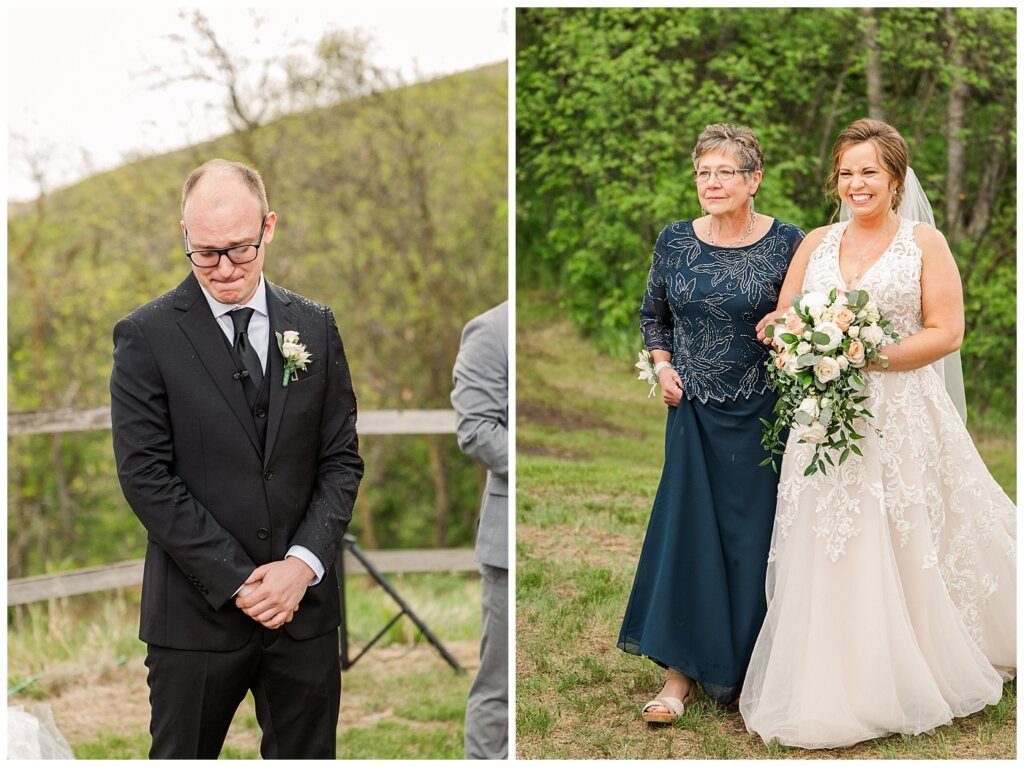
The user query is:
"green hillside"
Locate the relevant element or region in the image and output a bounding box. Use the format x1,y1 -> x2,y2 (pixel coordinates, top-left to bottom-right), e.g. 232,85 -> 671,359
8,62 -> 508,577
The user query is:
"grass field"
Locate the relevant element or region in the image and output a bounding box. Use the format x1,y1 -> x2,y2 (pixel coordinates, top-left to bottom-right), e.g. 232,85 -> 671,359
8,571 -> 481,759
515,294 -> 1016,759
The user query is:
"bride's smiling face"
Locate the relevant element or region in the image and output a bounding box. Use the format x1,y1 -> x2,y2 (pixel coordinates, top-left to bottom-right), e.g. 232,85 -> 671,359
837,142 -> 895,218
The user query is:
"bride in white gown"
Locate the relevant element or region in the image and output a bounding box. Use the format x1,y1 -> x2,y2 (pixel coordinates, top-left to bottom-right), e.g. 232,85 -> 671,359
741,119 -> 1016,749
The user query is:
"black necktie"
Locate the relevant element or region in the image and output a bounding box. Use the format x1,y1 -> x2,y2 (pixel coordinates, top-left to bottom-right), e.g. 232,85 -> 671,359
230,308 -> 263,389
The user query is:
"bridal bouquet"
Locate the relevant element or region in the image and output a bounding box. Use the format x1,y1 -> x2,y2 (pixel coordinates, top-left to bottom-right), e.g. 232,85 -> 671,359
760,288 -> 900,476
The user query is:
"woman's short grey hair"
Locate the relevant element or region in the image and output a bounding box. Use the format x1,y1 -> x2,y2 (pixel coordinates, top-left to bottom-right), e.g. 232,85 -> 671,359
691,123 -> 765,176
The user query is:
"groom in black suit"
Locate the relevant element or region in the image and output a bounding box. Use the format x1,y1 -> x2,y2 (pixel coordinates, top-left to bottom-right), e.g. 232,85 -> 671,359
110,159 -> 363,758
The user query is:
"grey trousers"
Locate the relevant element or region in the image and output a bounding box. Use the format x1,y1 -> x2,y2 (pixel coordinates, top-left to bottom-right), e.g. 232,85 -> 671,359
464,563 -> 508,759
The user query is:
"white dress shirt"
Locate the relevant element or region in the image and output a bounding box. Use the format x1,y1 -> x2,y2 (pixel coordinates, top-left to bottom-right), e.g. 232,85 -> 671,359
198,274 -> 325,589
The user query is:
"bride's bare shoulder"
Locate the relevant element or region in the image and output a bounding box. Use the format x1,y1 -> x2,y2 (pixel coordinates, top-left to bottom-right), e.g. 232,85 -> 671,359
794,225 -> 832,256
908,222 -> 949,249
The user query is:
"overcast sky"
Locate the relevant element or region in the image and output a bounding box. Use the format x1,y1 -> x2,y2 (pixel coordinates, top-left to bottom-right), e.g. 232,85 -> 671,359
7,7 -> 508,201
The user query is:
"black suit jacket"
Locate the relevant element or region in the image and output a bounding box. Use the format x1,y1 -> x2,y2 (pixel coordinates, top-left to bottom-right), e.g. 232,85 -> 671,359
110,273 -> 363,651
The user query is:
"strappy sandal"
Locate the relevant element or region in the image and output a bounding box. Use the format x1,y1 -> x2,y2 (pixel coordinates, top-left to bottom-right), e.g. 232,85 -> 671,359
641,689 -> 695,724
642,696 -> 684,724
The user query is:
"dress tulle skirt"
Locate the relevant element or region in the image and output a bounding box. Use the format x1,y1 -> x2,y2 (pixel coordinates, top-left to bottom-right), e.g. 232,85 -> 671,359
739,367 -> 1016,748
618,392 -> 781,704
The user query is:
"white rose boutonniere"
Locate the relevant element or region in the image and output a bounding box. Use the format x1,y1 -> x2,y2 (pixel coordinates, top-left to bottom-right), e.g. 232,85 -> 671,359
277,330 -> 312,387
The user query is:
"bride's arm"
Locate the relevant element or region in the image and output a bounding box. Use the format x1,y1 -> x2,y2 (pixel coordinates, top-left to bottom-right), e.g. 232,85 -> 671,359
871,224 -> 964,372
756,226 -> 829,343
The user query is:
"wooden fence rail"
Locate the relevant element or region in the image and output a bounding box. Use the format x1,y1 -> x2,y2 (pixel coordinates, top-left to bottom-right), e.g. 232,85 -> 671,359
9,406 -> 457,437
8,406 -> 470,606
8,548 -> 478,606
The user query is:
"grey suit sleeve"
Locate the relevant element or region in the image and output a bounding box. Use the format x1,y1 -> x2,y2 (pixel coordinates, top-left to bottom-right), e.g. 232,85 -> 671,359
451,309 -> 508,479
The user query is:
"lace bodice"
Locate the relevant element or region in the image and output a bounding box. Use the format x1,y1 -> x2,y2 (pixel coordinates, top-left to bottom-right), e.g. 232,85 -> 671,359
641,219 -> 804,403
803,218 -> 924,338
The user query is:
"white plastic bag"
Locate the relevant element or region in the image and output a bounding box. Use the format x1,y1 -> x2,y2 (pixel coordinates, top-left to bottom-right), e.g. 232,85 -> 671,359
7,704 -> 75,759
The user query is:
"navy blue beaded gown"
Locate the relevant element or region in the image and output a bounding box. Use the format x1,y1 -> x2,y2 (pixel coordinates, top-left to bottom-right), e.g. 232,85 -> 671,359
618,218 -> 804,705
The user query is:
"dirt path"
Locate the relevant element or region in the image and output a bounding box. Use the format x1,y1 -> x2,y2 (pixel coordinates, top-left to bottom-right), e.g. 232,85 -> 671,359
32,639 -> 479,753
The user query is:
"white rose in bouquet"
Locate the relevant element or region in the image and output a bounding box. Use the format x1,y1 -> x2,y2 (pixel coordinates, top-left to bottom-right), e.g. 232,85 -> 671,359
860,323 -> 886,346
796,341 -> 812,356
782,354 -> 802,375
812,322 -> 844,353
796,421 -> 828,444
799,291 -> 830,319
798,397 -> 820,419
814,356 -> 841,383
848,325 -> 860,338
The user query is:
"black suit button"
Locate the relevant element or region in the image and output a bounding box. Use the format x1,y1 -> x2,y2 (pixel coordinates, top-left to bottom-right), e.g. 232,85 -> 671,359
257,528 -> 270,540
264,470 -> 273,480
256,409 -> 266,418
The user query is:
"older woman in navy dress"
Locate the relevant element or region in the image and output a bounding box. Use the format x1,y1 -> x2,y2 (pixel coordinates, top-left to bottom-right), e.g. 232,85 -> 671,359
617,124 -> 804,722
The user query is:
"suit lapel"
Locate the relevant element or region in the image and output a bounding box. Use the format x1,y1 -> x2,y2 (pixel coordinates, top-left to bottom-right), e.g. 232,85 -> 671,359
174,274 -> 263,456
264,281 -> 296,467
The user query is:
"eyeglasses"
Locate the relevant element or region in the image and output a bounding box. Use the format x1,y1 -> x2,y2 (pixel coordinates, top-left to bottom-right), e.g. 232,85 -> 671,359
184,215 -> 268,267
692,168 -> 753,184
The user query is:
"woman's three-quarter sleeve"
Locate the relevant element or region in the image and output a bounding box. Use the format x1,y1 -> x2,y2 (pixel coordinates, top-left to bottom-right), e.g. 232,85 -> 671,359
640,228 -> 673,352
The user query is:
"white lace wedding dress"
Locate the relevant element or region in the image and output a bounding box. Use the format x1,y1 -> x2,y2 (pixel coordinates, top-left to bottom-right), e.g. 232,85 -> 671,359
739,218 -> 1016,749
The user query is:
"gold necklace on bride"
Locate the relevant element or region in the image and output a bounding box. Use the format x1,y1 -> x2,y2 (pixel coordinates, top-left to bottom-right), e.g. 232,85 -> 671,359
844,218 -> 893,285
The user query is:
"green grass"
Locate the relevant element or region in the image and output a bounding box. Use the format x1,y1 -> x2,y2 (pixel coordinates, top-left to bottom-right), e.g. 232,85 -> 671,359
73,731 -> 152,760
8,570 -> 480,759
515,291 -> 1016,759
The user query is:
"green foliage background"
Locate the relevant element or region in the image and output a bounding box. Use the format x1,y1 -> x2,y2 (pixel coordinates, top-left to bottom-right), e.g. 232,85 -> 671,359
516,7 -> 1015,419
8,63 -> 507,577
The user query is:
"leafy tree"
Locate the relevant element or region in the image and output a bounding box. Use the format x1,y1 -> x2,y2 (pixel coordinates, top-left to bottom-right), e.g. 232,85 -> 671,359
517,7 -> 1014,420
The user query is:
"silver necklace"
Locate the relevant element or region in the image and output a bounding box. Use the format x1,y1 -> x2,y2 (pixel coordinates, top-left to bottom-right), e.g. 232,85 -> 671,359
708,207 -> 756,248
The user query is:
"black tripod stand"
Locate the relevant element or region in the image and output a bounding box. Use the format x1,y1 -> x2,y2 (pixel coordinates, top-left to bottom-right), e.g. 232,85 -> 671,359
335,533 -> 464,672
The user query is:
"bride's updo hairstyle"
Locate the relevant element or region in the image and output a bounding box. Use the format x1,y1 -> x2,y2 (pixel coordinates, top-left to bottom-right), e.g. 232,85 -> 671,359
827,119 -> 909,218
